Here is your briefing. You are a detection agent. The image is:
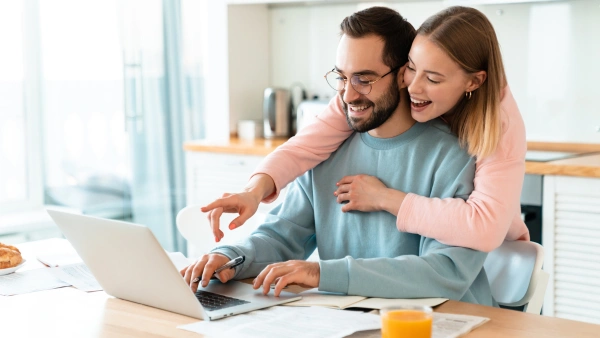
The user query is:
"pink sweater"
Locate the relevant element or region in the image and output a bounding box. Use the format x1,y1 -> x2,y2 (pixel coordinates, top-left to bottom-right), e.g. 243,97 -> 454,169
253,86 -> 530,252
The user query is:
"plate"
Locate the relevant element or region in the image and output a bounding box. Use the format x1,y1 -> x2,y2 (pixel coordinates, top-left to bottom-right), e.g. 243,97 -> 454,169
0,259 -> 27,276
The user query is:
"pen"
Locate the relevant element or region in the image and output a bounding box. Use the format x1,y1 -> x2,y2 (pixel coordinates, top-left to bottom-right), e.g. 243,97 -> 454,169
192,256 -> 245,283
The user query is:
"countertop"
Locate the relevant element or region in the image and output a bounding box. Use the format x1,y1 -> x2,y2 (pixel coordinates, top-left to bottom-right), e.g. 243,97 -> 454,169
184,138 -> 600,178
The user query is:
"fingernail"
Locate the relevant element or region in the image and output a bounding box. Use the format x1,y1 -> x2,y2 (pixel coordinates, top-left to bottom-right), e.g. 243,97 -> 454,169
229,223 -> 235,229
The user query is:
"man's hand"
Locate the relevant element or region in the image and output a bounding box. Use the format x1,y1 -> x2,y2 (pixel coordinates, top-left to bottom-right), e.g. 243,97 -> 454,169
180,253 -> 233,293
201,192 -> 261,242
253,260 -> 320,296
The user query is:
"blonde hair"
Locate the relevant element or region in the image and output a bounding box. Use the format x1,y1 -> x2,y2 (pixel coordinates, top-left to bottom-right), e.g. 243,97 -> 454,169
418,6 -> 504,159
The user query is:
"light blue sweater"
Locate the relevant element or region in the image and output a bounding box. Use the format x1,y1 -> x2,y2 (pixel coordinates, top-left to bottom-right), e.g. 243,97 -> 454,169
214,119 -> 495,306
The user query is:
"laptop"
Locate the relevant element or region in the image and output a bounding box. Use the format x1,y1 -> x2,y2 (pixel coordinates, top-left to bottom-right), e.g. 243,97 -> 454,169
46,209 -> 302,320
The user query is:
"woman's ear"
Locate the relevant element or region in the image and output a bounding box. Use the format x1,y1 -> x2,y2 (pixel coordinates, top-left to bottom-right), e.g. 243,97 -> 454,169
398,63 -> 409,89
466,70 -> 487,92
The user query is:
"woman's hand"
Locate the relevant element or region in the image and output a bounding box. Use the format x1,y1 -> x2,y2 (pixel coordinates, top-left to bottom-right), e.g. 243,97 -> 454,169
201,192 -> 262,242
334,174 -> 407,215
201,174 -> 276,242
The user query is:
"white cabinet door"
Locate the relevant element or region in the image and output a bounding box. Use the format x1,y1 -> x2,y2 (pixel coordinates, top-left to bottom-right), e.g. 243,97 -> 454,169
542,175 -> 600,324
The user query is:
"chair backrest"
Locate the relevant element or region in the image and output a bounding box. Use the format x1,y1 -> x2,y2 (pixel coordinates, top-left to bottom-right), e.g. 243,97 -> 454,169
176,204 -> 266,256
484,240 -> 548,314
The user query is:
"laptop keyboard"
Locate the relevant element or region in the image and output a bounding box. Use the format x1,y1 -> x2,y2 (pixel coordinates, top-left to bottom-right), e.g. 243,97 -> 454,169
195,290 -> 250,311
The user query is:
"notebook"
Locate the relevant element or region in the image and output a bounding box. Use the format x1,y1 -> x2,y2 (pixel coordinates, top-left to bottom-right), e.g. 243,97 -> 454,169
46,209 -> 301,320
283,289 -> 448,310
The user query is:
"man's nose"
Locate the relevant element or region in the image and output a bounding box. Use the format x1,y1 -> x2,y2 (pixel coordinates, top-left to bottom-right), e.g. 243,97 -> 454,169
342,81 -> 361,103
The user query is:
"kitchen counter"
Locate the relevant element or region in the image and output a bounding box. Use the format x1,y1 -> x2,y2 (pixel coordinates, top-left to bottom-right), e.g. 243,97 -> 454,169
525,142 -> 600,178
184,137 -> 288,156
184,138 -> 600,178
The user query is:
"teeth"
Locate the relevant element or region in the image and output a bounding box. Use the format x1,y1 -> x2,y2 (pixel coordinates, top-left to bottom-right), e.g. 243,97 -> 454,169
410,98 -> 430,104
351,105 -> 369,111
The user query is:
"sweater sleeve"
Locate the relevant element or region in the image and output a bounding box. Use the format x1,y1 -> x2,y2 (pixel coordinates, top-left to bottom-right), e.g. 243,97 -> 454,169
211,173 -> 318,279
318,238 -> 490,303
253,96 -> 352,202
397,86 -> 529,252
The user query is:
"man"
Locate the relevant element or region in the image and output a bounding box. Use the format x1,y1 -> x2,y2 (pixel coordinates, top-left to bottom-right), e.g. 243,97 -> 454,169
182,7 -> 494,306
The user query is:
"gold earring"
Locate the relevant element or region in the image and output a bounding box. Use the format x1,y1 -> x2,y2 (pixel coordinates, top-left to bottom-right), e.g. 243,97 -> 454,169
465,91 -> 472,100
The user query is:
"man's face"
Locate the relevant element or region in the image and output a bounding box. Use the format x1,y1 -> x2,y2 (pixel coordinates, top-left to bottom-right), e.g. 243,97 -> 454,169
335,34 -> 400,133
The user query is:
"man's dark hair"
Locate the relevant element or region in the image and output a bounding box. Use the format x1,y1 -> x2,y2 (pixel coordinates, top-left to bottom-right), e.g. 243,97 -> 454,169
340,6 -> 416,69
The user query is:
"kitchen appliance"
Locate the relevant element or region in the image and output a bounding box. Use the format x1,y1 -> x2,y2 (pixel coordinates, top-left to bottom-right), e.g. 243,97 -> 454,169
263,88 -> 292,138
296,100 -> 329,132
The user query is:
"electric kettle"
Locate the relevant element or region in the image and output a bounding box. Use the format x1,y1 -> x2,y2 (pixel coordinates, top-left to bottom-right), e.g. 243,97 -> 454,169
263,87 -> 292,138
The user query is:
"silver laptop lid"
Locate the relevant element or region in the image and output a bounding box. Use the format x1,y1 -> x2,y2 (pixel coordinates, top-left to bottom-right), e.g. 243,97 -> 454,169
47,209 -> 206,319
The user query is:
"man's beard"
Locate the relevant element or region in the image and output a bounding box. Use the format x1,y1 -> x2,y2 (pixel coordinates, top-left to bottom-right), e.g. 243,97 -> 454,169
342,78 -> 400,133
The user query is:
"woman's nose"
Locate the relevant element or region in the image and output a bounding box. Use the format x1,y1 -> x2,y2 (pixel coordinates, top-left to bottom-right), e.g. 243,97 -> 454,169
407,74 -> 423,95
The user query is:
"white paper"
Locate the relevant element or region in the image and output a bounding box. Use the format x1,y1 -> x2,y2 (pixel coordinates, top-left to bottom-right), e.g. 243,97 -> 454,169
431,312 -> 489,338
283,289 -> 448,310
350,311 -> 490,338
0,268 -> 70,296
178,306 -> 381,338
50,263 -> 102,292
355,297 -> 448,310
37,253 -> 82,267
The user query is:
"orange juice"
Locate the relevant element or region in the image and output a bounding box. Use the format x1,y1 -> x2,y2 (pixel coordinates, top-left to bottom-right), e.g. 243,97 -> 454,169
381,309 -> 433,338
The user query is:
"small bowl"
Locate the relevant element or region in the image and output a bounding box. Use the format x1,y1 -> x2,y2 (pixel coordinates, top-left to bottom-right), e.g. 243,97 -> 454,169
0,259 -> 27,276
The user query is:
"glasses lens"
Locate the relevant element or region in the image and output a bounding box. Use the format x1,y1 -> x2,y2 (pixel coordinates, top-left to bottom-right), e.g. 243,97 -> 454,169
325,72 -> 345,91
350,75 -> 371,95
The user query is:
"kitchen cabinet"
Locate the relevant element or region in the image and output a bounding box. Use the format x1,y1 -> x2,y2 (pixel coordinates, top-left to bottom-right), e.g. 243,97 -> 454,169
542,175 -> 600,324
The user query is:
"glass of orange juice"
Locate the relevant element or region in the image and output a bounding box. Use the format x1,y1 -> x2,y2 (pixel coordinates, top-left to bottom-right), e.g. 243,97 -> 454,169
380,305 -> 433,338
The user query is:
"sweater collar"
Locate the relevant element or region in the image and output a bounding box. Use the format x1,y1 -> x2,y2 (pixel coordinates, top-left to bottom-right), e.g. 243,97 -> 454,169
359,121 -> 429,150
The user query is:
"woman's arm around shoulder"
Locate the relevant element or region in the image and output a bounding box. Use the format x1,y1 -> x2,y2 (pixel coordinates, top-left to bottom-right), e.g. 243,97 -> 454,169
398,86 -> 529,252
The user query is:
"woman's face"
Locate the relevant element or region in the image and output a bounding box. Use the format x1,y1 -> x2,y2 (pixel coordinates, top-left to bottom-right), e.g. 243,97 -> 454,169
404,34 -> 476,122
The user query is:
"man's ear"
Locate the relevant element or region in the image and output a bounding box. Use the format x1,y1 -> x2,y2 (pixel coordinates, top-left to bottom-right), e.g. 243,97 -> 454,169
466,70 -> 487,92
398,63 -> 409,89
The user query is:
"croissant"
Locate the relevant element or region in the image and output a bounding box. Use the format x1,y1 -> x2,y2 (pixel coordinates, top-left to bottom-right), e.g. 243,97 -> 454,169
0,243 -> 22,269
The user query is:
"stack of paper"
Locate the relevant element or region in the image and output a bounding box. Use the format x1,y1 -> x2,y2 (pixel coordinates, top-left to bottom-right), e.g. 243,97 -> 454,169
179,306 -> 381,338
178,305 -> 489,338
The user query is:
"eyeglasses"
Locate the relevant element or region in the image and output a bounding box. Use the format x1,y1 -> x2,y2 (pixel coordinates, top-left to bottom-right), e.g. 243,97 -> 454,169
324,67 -> 399,95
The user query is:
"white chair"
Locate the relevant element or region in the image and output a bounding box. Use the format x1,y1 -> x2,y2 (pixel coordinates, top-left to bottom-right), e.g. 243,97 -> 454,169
176,204 -> 321,261
484,240 -> 549,314
176,204 -> 267,257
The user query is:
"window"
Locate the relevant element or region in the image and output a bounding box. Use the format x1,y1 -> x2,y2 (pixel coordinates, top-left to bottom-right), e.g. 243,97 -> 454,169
0,0 -> 43,213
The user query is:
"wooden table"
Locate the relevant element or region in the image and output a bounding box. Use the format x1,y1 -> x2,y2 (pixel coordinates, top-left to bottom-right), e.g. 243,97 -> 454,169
2,239 -> 599,337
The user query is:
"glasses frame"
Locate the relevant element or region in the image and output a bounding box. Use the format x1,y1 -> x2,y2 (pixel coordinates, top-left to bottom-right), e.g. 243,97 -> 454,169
324,66 -> 400,95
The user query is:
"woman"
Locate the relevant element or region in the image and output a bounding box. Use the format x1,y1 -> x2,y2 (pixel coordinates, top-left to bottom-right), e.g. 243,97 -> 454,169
202,6 -> 529,252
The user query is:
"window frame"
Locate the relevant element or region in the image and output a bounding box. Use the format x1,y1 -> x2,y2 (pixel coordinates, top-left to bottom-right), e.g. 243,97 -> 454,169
0,0 -> 44,214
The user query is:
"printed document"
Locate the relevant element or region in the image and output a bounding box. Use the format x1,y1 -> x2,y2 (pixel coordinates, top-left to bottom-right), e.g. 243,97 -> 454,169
50,263 -> 102,292
178,306 -> 381,338
350,312 -> 490,338
0,268 -> 69,296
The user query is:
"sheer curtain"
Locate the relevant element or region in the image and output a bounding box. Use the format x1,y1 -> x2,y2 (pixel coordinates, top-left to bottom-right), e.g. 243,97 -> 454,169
119,0 -> 199,251
31,0 -> 204,251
